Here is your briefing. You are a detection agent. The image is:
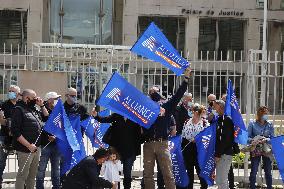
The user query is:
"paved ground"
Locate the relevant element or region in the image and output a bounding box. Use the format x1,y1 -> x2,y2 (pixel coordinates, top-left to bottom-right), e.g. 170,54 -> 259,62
1,179 -> 218,189
2,179 -> 284,189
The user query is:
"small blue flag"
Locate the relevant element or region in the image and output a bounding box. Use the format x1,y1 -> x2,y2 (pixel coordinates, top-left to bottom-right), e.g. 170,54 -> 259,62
96,72 -> 160,129
168,136 -> 189,187
195,122 -> 217,186
44,99 -> 80,152
270,135 -> 284,183
225,79 -> 248,145
81,110 -> 111,148
57,115 -> 86,175
131,22 -> 189,76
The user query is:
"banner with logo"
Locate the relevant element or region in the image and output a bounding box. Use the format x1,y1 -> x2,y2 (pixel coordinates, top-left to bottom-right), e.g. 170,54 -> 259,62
195,122 -> 217,186
81,109 -> 111,148
131,22 -> 189,76
270,135 -> 284,183
169,136 -> 189,187
225,79 -> 248,145
44,99 -> 80,152
96,72 -> 160,129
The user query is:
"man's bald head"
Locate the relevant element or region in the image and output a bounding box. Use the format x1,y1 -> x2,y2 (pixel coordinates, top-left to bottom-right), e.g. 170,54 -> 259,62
22,89 -> 36,102
208,94 -> 216,101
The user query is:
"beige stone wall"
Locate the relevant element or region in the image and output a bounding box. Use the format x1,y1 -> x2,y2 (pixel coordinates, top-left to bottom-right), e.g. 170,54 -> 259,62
122,0 -> 284,54
18,71 -> 67,101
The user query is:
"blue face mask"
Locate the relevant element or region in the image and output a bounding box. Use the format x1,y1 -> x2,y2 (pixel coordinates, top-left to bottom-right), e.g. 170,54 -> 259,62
262,114 -> 269,121
8,92 -> 17,100
187,101 -> 194,108
69,96 -> 77,104
212,109 -> 219,117
188,110 -> 193,117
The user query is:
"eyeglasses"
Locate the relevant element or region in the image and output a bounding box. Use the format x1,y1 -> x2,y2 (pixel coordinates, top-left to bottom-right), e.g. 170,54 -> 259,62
68,95 -> 77,98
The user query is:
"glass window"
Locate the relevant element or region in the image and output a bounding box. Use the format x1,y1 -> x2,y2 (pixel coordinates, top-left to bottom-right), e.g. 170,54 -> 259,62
198,18 -> 245,60
50,0 -> 112,44
198,18 -> 217,59
282,0 -> 284,9
0,10 -> 27,52
138,16 -> 186,53
256,0 -> 264,8
218,19 -> 245,60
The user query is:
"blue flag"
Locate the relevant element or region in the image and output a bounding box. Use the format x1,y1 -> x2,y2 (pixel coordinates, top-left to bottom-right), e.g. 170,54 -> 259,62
57,115 -> 86,175
131,22 -> 189,76
225,79 -> 248,145
168,136 -> 189,187
96,72 -> 160,129
270,136 -> 284,183
44,99 -> 80,152
195,122 -> 217,186
81,111 -> 111,148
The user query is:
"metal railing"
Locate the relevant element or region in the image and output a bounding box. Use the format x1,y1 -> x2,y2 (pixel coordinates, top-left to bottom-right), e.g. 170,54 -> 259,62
0,43 -> 283,185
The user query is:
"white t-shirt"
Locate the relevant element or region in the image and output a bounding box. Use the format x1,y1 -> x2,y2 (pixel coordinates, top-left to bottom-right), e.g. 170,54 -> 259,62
181,118 -> 210,142
100,160 -> 123,182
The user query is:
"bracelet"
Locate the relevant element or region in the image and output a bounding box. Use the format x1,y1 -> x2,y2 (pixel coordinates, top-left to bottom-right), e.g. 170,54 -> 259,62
40,105 -> 45,108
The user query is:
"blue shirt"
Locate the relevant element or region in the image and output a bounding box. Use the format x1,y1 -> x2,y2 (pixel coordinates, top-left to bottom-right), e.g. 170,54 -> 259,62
248,120 -> 274,141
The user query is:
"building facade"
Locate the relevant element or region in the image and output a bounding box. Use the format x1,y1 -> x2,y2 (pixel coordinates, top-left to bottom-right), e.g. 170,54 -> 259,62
0,0 -> 284,113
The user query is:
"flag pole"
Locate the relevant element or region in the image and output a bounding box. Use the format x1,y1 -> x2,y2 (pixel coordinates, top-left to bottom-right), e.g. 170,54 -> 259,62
21,129 -> 43,173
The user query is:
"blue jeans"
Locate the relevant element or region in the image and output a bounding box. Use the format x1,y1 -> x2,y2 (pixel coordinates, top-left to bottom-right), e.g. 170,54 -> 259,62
121,155 -> 136,189
0,148 -> 8,182
36,144 -> 61,189
249,155 -> 272,189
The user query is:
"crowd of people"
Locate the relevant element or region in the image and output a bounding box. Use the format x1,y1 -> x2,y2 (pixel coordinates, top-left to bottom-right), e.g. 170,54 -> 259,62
0,67 -> 276,189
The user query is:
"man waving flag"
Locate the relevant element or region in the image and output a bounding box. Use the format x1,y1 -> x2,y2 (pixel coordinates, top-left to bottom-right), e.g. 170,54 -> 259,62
131,22 -> 189,76
225,79 -> 248,145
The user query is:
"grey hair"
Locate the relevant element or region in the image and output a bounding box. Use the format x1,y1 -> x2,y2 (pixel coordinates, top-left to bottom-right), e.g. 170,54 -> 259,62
215,100 -> 225,108
183,92 -> 192,98
9,85 -> 20,93
67,87 -> 77,95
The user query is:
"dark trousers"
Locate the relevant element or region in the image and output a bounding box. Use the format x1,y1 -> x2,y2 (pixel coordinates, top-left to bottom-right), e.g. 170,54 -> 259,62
249,155 -> 272,189
182,140 -> 208,189
228,164 -> 234,189
121,155 -> 136,189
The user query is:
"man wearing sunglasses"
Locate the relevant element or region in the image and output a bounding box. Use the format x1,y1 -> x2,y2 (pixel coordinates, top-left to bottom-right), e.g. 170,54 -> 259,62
64,87 -> 90,121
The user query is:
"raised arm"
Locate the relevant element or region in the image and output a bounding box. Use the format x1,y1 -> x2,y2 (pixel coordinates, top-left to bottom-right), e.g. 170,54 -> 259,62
165,68 -> 191,112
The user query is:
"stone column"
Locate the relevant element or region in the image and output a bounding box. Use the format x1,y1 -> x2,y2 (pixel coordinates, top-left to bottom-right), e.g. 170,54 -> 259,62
184,16 -> 199,60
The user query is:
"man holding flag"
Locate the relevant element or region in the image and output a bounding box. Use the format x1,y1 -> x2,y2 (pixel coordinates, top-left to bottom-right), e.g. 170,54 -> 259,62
142,68 -> 190,189
213,100 -> 235,189
11,89 -> 49,189
43,99 -> 84,177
